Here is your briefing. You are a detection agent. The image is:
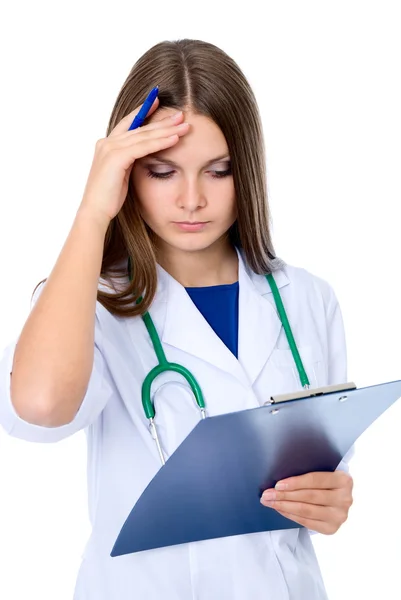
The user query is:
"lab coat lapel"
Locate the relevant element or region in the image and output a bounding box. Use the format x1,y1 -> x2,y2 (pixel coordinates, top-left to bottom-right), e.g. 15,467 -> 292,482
148,252 -> 290,387
151,263 -> 249,386
237,250 -> 290,384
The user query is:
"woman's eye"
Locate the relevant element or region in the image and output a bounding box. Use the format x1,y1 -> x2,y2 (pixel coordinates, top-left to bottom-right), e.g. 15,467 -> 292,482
146,170 -> 174,179
145,166 -> 232,180
210,168 -> 232,178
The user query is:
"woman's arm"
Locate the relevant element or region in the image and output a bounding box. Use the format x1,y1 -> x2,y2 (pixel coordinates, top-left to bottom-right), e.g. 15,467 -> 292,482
10,206 -> 110,427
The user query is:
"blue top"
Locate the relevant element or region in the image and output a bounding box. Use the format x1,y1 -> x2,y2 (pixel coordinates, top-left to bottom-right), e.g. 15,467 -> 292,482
185,281 -> 239,358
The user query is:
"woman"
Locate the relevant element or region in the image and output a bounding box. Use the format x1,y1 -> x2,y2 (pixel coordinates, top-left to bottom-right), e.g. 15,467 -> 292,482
0,39 -> 353,599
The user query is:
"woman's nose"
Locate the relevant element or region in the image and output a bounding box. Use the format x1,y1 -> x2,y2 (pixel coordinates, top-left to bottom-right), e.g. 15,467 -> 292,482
176,179 -> 207,211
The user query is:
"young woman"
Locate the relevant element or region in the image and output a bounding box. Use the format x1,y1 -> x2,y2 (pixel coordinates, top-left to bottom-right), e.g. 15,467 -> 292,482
0,39 -> 353,599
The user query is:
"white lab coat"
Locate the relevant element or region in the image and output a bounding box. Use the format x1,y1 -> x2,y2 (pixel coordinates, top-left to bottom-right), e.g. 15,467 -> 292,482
0,249 -> 352,600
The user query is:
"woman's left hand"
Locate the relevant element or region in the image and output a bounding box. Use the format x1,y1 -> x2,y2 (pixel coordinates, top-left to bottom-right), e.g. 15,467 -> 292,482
260,471 -> 354,535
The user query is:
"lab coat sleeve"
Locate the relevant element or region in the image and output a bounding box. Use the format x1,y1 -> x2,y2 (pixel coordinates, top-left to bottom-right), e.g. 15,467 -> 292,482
0,282 -> 113,443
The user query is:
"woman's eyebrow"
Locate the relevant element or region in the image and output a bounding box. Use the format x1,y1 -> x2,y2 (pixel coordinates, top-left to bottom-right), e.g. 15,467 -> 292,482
146,154 -> 231,167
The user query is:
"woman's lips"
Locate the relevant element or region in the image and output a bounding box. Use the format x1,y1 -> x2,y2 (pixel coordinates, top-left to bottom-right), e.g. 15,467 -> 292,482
173,221 -> 209,232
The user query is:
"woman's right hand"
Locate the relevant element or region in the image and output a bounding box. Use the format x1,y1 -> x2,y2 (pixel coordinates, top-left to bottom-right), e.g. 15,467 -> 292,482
79,97 -> 189,226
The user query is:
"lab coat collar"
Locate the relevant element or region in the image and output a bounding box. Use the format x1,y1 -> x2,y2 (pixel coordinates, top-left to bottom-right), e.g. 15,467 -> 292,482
149,248 -> 289,387
237,249 -> 289,384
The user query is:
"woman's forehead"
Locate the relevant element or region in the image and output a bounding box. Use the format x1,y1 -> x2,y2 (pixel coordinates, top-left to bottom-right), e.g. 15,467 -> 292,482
142,110 -> 229,162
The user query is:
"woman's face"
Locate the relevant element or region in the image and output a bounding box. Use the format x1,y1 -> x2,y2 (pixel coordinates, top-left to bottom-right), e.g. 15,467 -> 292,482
131,109 -> 237,254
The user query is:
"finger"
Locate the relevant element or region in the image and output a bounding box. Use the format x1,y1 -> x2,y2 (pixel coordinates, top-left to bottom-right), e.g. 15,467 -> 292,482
130,111 -> 184,135
274,509 -> 338,535
118,112 -> 185,142
108,96 -> 160,138
116,122 -> 190,151
275,471 -> 352,492
115,132 -> 183,170
261,487 -> 337,506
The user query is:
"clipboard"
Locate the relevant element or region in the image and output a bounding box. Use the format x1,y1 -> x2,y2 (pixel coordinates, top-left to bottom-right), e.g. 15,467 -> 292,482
111,379 -> 401,557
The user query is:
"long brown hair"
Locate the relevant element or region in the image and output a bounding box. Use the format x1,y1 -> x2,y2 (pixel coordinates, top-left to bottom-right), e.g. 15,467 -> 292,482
35,39 -> 282,317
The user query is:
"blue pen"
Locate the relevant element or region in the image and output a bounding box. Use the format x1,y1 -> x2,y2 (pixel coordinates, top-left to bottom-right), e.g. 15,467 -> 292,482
128,86 -> 159,131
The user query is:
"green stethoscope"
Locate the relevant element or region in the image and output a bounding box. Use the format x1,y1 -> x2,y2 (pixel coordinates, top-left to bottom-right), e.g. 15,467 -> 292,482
128,257 -> 310,465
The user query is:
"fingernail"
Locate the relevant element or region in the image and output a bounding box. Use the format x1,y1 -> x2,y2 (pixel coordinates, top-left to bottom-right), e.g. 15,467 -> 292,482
262,490 -> 276,501
260,497 -> 275,507
170,111 -> 183,121
275,482 -> 287,491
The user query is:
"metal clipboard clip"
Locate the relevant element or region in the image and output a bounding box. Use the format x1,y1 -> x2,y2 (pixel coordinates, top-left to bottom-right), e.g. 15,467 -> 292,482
265,382 -> 357,410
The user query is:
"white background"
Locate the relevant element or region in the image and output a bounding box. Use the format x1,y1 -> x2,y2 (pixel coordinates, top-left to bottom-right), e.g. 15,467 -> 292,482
1,1 -> 400,598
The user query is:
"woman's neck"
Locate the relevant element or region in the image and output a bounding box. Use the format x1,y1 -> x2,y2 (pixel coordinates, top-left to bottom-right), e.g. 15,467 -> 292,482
156,239 -> 238,287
